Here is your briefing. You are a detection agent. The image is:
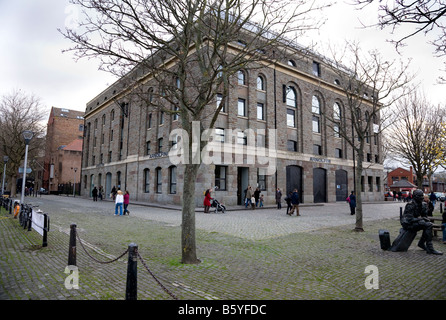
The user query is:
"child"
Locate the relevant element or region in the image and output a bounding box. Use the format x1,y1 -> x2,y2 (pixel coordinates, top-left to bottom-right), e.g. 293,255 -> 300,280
259,194 -> 264,207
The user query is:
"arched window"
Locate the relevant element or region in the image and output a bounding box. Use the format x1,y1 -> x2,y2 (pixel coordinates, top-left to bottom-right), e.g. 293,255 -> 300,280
143,169 -> 150,193
286,86 -> 297,108
155,167 -> 162,194
256,75 -> 265,91
169,166 -> 177,194
333,102 -> 341,121
237,70 -> 246,85
312,95 -> 320,114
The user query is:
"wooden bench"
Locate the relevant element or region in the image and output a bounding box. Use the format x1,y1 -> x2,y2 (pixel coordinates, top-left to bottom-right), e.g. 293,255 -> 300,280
428,217 -> 444,238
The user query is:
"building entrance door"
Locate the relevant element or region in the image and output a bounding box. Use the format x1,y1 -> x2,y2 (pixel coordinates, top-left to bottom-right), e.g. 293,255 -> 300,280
237,167 -> 249,205
286,165 -> 303,203
313,168 -> 327,203
335,169 -> 348,201
105,172 -> 112,198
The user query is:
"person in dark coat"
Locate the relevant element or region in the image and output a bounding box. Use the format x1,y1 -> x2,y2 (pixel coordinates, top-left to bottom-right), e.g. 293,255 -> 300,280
285,192 -> 292,215
349,191 -> 356,215
288,189 -> 300,216
275,188 -> 282,209
92,187 -> 98,201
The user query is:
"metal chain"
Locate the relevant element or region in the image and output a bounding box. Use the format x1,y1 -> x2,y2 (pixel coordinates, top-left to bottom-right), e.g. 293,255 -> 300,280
136,249 -> 179,300
75,229 -> 178,299
75,229 -> 129,264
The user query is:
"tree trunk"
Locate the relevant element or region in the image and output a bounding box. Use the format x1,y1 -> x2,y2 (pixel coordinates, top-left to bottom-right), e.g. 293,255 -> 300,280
10,175 -> 17,197
354,156 -> 364,232
181,162 -> 201,264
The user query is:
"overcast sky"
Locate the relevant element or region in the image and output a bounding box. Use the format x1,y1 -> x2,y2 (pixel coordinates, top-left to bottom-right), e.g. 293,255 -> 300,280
0,0 -> 444,116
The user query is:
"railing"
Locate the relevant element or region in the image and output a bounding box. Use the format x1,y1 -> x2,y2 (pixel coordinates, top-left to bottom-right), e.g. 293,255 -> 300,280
68,223 -> 178,300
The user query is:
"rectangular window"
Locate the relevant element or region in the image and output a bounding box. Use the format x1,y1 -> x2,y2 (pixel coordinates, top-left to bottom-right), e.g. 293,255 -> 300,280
173,105 -> 179,121
368,176 -> 373,192
147,113 -> 152,129
158,138 -> 163,153
335,148 -> 343,158
237,131 -> 247,145
215,166 -> 227,190
334,123 -> 340,137
257,103 -> 264,120
312,116 -> 320,133
238,98 -> 246,117
257,169 -> 266,191
146,141 -> 151,155
312,61 -> 321,77
217,94 -> 225,113
171,134 -> 178,150
287,109 -> 295,127
287,140 -> 297,152
215,128 -> 225,143
313,144 -> 322,155
376,177 -> 381,192
159,111 -> 164,125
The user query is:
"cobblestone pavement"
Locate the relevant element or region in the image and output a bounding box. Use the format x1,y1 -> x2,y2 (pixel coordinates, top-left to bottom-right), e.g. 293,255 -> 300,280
0,195 -> 445,301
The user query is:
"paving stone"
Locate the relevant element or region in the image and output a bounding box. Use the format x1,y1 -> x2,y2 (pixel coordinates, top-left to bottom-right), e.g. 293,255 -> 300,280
0,195 -> 444,300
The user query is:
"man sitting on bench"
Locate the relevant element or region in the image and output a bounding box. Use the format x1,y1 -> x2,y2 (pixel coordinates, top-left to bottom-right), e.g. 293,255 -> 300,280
395,189 -> 443,255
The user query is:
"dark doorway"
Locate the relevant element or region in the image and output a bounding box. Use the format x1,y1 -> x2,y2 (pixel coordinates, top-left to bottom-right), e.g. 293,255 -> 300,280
335,169 -> 348,201
313,167 -> 327,203
286,165 -> 303,203
237,167 -> 249,205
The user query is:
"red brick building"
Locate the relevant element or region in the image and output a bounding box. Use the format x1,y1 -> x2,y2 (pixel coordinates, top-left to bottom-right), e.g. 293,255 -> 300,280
387,167 -> 415,186
42,107 -> 84,194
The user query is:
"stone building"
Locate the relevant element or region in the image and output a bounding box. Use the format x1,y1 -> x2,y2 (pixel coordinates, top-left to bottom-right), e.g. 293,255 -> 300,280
80,38 -> 384,206
43,107 -> 84,194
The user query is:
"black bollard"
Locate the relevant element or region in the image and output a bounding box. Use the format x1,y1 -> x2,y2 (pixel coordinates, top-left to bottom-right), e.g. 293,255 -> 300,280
68,224 -> 77,266
42,213 -> 48,247
126,243 -> 138,300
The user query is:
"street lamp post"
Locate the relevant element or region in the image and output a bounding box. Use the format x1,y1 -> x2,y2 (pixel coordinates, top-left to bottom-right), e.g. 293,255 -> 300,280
2,156 -> 8,195
20,131 -> 34,205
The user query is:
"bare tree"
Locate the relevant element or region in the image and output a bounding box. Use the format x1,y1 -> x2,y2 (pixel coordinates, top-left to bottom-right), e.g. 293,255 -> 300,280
60,0 -> 331,264
321,41 -> 414,231
354,0 -> 446,81
387,90 -> 445,187
0,90 -> 46,197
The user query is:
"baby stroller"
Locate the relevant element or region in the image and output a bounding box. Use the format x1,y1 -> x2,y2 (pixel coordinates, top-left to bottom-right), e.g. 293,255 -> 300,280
211,198 -> 226,213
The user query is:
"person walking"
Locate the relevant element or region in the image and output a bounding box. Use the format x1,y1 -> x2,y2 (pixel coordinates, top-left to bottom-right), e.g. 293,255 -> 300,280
349,191 -> 356,215
115,190 -> 124,216
288,189 -> 300,216
92,186 -> 98,201
276,188 -> 282,209
245,186 -> 253,209
429,191 -> 437,208
254,187 -> 261,207
203,189 -> 212,213
285,192 -> 292,215
111,186 -> 117,200
123,190 -> 130,215
98,186 -> 103,201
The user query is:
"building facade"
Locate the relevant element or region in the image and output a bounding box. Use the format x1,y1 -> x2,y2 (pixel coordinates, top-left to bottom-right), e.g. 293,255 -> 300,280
43,107 -> 84,194
80,42 -> 384,206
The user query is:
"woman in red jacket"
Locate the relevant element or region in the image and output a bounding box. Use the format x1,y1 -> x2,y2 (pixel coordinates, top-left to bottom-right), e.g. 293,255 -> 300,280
203,189 -> 212,213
